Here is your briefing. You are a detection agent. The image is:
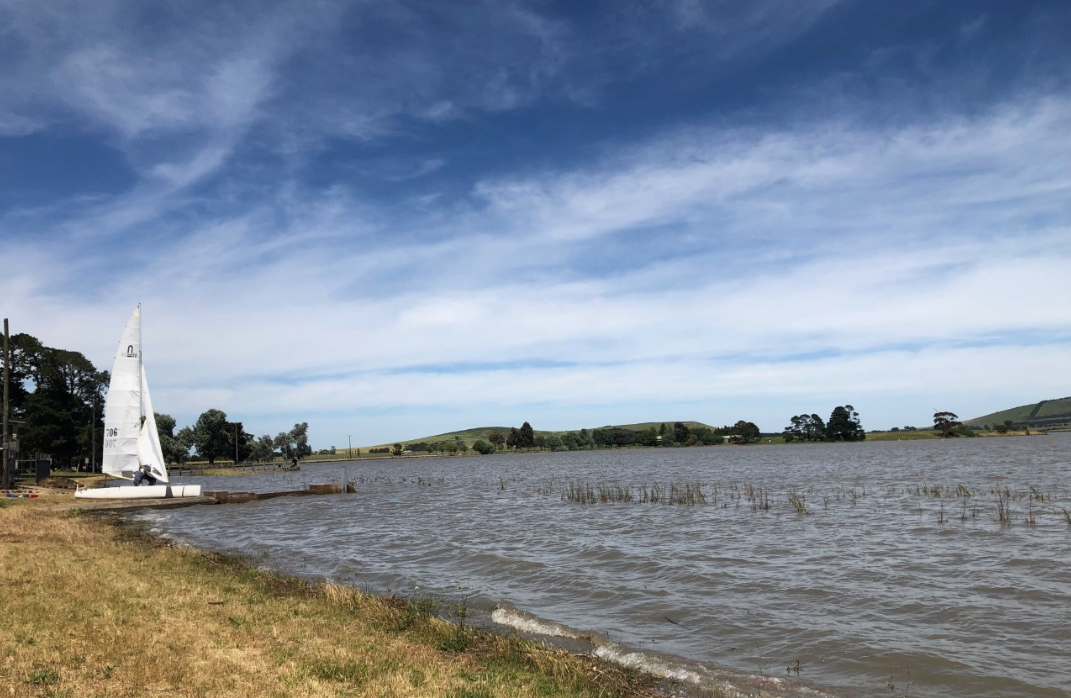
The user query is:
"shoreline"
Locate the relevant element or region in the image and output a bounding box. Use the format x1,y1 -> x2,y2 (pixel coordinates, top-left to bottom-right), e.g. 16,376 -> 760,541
0,498 -> 667,698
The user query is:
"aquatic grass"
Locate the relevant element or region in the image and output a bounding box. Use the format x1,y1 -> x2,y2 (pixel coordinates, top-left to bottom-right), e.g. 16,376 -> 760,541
996,491 -> 1011,524
544,476 -> 1065,530
561,480 -> 709,505
788,492 -> 810,515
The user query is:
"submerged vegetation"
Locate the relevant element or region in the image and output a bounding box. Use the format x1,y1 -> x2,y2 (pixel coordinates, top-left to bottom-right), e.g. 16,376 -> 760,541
538,478 -> 1071,527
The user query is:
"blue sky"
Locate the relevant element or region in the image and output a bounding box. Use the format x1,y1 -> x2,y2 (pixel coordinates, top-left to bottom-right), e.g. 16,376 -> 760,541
2,0 -> 1070,447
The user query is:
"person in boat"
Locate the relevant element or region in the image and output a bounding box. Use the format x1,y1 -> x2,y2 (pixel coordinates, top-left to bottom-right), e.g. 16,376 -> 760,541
290,457 -> 299,470
132,463 -> 157,486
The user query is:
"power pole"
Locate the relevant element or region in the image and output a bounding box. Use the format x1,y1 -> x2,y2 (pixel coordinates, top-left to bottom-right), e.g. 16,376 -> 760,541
2,318 -> 10,490
90,400 -> 96,473
234,423 -> 239,466
348,434 -> 352,459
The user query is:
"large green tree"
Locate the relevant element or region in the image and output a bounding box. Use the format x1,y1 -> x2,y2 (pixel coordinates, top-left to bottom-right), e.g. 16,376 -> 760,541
156,413 -> 191,466
290,422 -> 312,458
826,405 -> 865,442
933,411 -> 961,438
519,421 -> 535,450
274,423 -> 312,460
732,420 -> 761,444
10,334 -> 108,469
191,409 -> 230,465
673,422 -> 690,444
225,421 -> 255,464
783,414 -> 827,442
249,435 -> 275,462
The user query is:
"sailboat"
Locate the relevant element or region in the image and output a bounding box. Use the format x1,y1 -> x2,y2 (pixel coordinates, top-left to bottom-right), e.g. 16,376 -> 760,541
75,306 -> 202,500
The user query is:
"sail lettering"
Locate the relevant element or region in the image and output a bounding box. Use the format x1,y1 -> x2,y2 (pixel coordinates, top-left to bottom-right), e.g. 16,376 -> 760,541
126,345 -> 135,357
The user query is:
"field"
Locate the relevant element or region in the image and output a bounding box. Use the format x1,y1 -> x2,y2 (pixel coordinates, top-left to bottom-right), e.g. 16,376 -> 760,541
864,430 -> 942,441
965,396 -> 1071,430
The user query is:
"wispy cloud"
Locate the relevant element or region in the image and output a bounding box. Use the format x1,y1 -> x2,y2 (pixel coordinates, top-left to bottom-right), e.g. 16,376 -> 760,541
2,1 -> 1069,443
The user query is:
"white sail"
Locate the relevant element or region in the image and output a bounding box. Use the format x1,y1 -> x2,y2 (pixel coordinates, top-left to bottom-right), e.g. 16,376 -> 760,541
76,305 -> 201,500
102,307 -> 144,477
136,363 -> 169,483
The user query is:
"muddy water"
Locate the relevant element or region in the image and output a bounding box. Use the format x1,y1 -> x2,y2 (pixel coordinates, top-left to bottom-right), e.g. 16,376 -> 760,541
151,434 -> 1071,697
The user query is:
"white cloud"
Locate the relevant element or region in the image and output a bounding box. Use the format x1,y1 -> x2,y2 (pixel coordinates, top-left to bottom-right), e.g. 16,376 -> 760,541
3,3 -> 1069,445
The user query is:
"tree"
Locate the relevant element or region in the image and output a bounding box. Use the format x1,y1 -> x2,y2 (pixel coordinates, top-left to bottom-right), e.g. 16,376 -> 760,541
506,427 -> 520,450
225,421 -> 254,463
635,428 -> 659,447
9,334 -> 108,469
826,405 -> 865,442
486,432 -> 506,450
609,427 -> 635,447
156,413 -> 190,466
519,422 -> 535,450
933,411 -> 961,438
274,431 -> 294,459
783,414 -> 827,442
673,422 -> 690,444
290,422 -> 312,458
191,409 -> 231,465
472,439 -> 494,454
545,435 -> 565,451
733,420 -> 761,444
249,435 -> 275,462
392,443 -> 403,456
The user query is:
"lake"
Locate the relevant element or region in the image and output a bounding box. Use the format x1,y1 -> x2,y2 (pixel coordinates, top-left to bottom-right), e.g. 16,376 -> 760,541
149,434 -> 1071,698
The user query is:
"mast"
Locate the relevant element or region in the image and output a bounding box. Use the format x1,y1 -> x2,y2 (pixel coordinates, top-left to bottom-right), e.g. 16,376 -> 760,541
138,303 -> 145,424
2,318 -> 9,490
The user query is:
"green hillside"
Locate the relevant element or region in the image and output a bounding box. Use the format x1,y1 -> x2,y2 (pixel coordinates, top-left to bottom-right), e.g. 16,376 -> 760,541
965,396 -> 1071,430
369,421 -> 717,449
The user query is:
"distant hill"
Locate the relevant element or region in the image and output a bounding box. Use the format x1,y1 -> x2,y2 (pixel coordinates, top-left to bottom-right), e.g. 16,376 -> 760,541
366,421 -> 717,449
965,397 -> 1071,430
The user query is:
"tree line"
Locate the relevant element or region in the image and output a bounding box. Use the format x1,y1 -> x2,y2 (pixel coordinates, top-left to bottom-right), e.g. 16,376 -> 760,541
782,405 -> 865,442
447,420 -> 766,455
3,331 -> 310,469
5,333 -> 107,469
159,410 -> 312,466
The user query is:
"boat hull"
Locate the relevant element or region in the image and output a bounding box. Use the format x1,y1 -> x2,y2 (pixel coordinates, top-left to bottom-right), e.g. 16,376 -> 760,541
74,484 -> 203,500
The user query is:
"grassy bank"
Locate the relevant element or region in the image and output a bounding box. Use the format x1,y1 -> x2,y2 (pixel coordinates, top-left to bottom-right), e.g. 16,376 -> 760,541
0,501 -> 658,698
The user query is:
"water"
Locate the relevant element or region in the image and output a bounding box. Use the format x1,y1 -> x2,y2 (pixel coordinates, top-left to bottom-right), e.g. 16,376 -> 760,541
150,435 -> 1071,697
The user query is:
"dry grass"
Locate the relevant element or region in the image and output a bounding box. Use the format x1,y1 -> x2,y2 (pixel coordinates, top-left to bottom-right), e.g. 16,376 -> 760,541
0,502 -> 659,698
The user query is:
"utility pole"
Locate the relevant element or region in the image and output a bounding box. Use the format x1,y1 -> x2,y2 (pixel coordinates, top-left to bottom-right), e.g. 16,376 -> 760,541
2,318 -> 10,490
90,400 -> 96,474
348,434 -> 352,459
234,423 -> 239,466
